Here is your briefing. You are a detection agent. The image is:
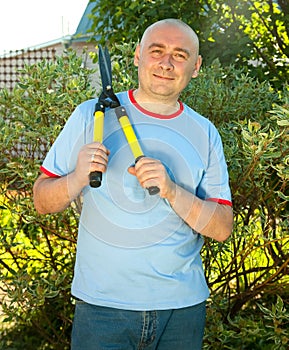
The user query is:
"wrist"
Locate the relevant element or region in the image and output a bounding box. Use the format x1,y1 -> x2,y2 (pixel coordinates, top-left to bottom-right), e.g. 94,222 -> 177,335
165,182 -> 177,206
66,171 -> 87,201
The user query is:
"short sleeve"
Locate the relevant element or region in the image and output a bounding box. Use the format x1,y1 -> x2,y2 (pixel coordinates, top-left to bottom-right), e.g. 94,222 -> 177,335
41,99 -> 96,177
196,123 -> 232,206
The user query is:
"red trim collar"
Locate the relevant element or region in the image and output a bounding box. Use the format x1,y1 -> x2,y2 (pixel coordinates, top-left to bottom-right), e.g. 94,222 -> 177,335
128,89 -> 184,119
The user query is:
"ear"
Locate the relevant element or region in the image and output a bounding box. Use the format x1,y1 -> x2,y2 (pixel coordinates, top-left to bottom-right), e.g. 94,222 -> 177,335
192,55 -> 202,78
134,45 -> 141,67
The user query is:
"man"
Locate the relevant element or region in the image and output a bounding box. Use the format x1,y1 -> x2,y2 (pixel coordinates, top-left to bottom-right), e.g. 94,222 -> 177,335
34,19 -> 233,350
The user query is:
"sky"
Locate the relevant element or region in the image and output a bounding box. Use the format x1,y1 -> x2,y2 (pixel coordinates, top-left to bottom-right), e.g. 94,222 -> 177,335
0,0 -> 89,54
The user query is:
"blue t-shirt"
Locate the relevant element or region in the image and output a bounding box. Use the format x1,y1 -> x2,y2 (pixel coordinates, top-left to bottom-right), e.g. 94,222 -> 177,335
41,90 -> 232,310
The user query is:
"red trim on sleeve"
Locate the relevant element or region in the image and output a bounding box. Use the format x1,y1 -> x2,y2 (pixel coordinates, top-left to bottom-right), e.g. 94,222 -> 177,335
206,198 -> 232,207
40,166 -> 61,178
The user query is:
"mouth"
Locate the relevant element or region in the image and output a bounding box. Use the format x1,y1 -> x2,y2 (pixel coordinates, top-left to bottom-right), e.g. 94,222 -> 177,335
153,74 -> 174,81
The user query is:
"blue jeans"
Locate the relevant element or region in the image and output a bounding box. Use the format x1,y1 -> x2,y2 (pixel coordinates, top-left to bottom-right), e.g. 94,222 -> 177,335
71,300 -> 206,350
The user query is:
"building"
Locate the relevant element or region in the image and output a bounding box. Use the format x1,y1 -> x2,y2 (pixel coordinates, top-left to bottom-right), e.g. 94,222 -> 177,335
0,1 -> 100,176
0,1 -> 98,92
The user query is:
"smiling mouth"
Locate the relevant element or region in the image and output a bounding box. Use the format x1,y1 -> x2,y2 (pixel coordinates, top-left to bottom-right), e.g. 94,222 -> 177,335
153,74 -> 174,80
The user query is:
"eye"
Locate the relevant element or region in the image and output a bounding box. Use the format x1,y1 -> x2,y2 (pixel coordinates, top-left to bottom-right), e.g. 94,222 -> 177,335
173,53 -> 187,61
150,49 -> 163,57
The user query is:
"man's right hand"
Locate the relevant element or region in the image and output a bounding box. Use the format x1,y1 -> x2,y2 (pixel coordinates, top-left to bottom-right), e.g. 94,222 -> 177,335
74,142 -> 110,188
33,142 -> 110,214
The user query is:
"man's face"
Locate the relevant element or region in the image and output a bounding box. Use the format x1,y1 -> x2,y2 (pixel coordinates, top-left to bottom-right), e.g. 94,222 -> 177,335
134,23 -> 202,103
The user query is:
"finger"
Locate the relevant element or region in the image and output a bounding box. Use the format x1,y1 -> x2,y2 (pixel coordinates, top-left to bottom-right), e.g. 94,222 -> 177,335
87,142 -> 110,156
135,158 -> 162,179
90,162 -> 107,174
89,153 -> 108,173
127,166 -> 137,176
141,174 -> 160,190
89,144 -> 110,164
90,150 -> 109,164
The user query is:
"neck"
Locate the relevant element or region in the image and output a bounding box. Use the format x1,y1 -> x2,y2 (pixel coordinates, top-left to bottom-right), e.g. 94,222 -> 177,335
133,89 -> 180,115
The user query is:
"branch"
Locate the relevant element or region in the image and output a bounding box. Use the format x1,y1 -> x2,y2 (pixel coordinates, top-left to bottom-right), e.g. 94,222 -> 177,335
249,0 -> 288,56
0,259 -> 16,275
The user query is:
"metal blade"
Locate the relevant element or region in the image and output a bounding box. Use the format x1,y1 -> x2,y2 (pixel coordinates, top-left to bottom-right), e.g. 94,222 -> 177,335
104,46 -> 112,83
98,45 -> 112,89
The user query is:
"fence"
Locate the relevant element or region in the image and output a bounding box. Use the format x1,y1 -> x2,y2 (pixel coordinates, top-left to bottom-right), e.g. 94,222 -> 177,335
0,48 -> 56,92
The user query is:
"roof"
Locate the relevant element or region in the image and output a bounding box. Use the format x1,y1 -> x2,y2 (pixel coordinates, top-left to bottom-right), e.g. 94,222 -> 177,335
73,1 -> 97,39
70,1 -> 100,44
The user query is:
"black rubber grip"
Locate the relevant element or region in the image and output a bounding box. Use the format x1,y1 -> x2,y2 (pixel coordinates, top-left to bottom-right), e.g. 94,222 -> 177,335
89,171 -> 102,188
147,185 -> 160,195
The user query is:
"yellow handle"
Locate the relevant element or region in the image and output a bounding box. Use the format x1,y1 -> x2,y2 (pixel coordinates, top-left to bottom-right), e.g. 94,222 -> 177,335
93,110 -> 104,142
118,115 -> 143,159
115,106 -> 160,195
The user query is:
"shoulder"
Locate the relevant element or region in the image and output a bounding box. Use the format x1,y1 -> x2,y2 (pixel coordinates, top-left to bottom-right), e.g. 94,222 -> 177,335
75,98 -> 99,115
115,91 -> 129,105
183,103 -> 219,132
64,98 -> 99,127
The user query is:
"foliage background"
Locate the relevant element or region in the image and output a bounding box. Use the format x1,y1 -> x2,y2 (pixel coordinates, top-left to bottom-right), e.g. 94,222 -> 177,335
88,0 -> 289,89
0,52 -> 94,349
1,1 -> 289,349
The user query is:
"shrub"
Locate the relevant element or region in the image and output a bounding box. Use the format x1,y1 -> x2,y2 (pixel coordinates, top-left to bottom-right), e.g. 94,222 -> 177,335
0,49 -> 96,349
204,294 -> 289,349
0,44 -> 288,348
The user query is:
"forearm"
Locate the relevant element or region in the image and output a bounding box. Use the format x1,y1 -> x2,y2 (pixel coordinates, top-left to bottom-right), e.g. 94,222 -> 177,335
33,142 -> 110,215
167,184 -> 233,242
33,172 -> 84,214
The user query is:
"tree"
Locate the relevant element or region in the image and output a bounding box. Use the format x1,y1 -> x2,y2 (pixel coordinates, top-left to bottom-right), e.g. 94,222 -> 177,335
88,0 -> 289,88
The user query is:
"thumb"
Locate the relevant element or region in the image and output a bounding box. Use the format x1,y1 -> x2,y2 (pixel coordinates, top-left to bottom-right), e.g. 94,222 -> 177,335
127,165 -> 136,176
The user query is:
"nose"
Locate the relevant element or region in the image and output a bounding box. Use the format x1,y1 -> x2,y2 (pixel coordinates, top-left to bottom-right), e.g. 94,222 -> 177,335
159,54 -> 174,70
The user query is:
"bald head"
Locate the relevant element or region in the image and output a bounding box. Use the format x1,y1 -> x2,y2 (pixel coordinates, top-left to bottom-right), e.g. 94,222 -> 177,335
140,19 -> 200,57
134,18 -> 202,104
